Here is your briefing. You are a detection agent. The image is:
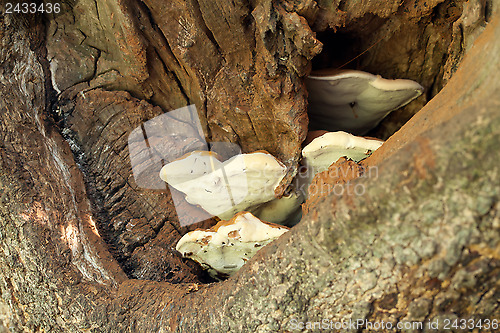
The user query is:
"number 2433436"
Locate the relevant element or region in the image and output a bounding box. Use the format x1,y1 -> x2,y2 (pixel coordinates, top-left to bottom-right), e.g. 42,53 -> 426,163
5,2 -> 61,14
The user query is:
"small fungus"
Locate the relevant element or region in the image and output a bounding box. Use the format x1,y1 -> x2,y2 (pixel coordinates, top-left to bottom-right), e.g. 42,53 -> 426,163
302,131 -> 383,179
176,211 -> 289,279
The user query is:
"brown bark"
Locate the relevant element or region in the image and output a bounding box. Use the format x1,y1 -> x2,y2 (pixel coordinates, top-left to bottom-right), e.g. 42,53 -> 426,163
1,0 -> 499,332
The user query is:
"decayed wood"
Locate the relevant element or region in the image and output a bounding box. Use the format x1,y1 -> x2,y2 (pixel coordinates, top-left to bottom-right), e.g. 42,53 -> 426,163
1,1 -> 499,332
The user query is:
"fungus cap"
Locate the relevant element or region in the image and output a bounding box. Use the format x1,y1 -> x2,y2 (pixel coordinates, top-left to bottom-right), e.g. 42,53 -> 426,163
306,69 -> 424,135
176,211 -> 289,279
160,151 -> 287,220
159,151 -> 222,186
302,131 -> 383,176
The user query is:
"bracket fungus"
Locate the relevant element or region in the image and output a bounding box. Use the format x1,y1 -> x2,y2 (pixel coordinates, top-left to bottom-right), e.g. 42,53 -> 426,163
300,131 -> 383,188
160,150 -> 287,221
176,212 -> 289,279
306,69 -> 424,135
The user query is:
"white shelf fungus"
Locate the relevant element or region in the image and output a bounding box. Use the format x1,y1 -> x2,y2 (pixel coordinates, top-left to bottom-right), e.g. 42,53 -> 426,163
160,150 -> 287,221
306,69 -> 424,135
176,212 -> 289,279
302,131 -> 383,179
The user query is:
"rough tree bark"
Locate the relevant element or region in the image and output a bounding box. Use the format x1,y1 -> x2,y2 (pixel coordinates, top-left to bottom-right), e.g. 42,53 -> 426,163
0,0 -> 499,332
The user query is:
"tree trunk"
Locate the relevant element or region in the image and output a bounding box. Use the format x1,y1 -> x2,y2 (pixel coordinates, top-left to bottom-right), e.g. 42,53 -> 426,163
1,0 -> 499,332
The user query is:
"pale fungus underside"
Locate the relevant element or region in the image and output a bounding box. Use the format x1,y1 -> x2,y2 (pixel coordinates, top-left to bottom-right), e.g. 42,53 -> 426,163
176,212 -> 289,279
306,69 -> 424,135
